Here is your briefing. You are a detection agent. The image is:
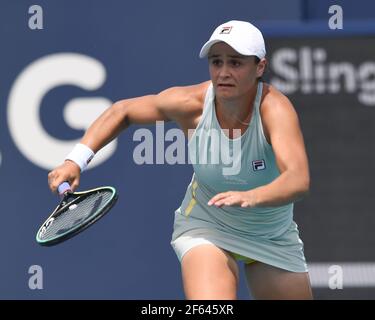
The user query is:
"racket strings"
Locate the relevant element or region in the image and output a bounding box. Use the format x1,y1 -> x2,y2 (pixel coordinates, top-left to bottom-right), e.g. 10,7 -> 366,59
38,190 -> 113,240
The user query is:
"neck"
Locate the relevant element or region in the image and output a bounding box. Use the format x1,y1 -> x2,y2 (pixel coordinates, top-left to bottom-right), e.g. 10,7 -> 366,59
215,83 -> 258,129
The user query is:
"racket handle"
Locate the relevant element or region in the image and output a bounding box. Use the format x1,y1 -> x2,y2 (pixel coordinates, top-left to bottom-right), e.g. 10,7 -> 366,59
58,182 -> 72,196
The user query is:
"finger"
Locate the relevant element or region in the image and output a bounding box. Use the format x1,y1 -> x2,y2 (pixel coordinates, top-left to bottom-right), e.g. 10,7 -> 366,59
48,172 -> 55,186
48,173 -> 58,193
48,170 -> 64,194
241,201 -> 249,208
47,171 -> 54,180
51,178 -> 65,194
225,197 -> 243,207
214,195 -> 238,207
208,192 -> 232,206
71,178 -> 80,192
51,175 -> 70,194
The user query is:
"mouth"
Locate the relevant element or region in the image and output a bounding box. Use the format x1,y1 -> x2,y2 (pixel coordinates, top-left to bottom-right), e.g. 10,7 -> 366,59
217,83 -> 235,88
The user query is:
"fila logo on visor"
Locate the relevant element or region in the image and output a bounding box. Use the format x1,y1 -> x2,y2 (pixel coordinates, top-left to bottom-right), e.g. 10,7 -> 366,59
252,160 -> 266,171
220,26 -> 232,34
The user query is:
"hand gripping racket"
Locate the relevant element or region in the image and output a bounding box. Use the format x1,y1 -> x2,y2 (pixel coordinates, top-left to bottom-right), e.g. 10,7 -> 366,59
36,182 -> 118,246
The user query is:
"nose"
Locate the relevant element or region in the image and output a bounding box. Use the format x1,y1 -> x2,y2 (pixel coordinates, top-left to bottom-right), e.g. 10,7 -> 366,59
218,63 -> 231,79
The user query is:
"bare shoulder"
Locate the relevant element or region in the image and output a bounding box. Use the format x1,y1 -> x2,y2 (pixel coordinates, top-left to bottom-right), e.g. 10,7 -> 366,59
260,83 -> 301,143
156,81 -> 210,121
260,83 -> 297,119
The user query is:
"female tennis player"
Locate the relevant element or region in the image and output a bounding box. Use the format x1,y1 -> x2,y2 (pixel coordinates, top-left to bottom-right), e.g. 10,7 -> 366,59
48,20 -> 313,299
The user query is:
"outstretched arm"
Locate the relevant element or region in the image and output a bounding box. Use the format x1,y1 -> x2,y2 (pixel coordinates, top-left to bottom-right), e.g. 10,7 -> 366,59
80,94 -> 169,153
48,82 -> 208,192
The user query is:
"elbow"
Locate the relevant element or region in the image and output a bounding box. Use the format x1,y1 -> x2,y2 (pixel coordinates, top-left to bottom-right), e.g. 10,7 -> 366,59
112,100 -> 130,128
112,100 -> 128,114
297,175 -> 310,199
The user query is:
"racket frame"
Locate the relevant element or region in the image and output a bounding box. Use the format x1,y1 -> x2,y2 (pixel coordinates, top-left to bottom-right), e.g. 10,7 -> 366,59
36,186 -> 118,246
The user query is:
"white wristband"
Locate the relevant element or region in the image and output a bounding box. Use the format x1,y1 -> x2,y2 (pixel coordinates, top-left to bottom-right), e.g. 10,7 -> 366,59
65,143 -> 95,172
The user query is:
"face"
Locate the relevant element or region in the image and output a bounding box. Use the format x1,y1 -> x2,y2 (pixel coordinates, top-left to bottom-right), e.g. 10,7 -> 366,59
208,42 -> 266,100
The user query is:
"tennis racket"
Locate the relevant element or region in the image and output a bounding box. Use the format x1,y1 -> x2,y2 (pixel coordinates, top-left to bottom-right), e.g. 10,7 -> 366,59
36,182 -> 118,246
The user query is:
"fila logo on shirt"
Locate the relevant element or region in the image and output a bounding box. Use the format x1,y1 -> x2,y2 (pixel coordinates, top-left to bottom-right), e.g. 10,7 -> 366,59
220,26 -> 232,34
252,159 -> 266,171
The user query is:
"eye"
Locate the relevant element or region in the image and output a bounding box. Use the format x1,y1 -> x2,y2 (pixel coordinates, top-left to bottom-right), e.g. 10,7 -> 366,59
230,60 -> 241,67
210,59 -> 222,67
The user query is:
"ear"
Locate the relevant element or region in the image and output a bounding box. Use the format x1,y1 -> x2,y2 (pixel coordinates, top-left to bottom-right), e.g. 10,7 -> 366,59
256,58 -> 267,78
